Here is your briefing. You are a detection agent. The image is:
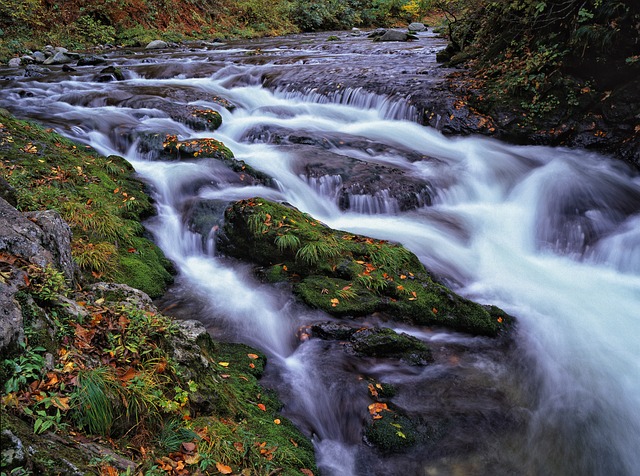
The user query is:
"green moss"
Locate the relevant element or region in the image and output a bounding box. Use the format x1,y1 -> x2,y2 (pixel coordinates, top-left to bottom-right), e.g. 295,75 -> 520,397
0,110 -> 173,296
219,198 -> 512,336
364,411 -> 418,453
114,238 -> 174,298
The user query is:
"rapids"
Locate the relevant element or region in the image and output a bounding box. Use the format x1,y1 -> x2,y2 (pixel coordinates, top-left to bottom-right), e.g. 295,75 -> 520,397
1,30 -> 639,475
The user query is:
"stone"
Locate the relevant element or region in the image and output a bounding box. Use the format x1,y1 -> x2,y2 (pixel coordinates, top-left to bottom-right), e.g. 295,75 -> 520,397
373,30 -> 417,42
43,51 -> 74,65
32,51 -> 46,63
0,198 -> 77,282
408,22 -> 426,32
347,327 -> 433,365
77,55 -> 108,66
0,175 -> 17,207
8,58 -> 21,67
146,40 -> 169,49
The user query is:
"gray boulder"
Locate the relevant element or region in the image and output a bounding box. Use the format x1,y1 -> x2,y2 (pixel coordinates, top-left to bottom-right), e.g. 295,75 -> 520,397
32,51 -> 46,63
408,22 -> 426,32
374,30 -> 418,42
43,51 -> 75,65
146,40 -> 169,50
7,58 -> 20,67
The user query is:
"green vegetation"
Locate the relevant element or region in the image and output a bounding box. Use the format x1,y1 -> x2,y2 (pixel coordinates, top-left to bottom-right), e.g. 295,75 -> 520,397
0,109 -> 173,297
1,262 -> 317,475
429,0 -> 639,127
0,0 -> 435,61
220,198 -> 512,336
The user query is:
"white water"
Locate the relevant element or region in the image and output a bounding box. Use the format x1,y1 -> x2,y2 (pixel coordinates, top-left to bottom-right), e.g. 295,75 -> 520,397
2,45 -> 640,475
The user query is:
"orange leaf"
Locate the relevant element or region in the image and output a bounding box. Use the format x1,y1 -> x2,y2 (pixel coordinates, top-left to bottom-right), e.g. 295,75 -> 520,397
368,383 -> 378,398
274,418 -> 281,425
249,363 -> 255,369
120,367 -> 138,382
233,442 -> 244,452
432,308 -> 438,314
497,317 -> 503,323
247,353 -> 259,359
216,462 -> 233,474
301,469 -> 314,476
257,403 -> 266,411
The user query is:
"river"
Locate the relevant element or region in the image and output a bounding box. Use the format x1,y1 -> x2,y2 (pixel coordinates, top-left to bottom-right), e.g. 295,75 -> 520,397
1,30 -> 640,476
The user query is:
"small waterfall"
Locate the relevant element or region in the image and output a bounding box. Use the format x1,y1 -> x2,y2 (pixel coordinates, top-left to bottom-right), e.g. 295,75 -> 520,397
275,85 -> 420,122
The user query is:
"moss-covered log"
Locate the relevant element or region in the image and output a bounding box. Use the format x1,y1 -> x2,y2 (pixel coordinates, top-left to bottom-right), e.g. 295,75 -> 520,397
218,198 -> 513,336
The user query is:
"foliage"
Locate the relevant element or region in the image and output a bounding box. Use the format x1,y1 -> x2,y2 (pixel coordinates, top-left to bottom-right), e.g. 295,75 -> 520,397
429,0 -> 640,122
1,260 -> 317,475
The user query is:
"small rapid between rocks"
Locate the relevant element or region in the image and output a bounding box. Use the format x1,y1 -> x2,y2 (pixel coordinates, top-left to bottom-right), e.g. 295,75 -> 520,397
2,30 -> 640,475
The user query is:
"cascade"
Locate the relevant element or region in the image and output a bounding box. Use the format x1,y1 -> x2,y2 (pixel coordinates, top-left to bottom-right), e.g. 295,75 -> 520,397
1,33 -> 639,475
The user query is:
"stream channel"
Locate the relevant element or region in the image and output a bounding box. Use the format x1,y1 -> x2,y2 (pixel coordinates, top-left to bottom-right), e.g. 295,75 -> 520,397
1,29 -> 640,476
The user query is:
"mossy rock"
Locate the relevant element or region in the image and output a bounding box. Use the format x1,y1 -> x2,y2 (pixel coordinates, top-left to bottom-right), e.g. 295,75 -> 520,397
364,411 -> 418,454
162,135 -> 234,161
348,327 -> 433,365
218,198 -> 513,336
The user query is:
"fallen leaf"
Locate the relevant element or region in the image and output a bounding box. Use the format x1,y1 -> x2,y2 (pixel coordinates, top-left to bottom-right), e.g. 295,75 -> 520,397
216,462 -> 233,474
300,469 -> 314,476
247,353 -> 259,359
218,362 -> 230,367
233,442 -> 244,452
273,419 -> 281,425
257,403 -> 266,411
181,442 -> 196,454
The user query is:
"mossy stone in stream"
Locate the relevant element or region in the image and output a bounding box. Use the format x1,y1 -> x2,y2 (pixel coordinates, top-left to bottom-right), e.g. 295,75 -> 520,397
348,327 -> 433,365
364,411 -> 418,453
218,197 -> 513,336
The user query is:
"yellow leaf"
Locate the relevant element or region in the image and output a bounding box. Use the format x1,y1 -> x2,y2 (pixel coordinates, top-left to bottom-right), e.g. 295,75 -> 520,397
216,462 -> 233,474
218,362 -> 230,367
274,418 -> 281,424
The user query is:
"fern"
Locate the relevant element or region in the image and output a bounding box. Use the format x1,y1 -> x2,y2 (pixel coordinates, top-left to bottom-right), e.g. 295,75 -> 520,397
274,233 -> 301,252
247,213 -> 268,236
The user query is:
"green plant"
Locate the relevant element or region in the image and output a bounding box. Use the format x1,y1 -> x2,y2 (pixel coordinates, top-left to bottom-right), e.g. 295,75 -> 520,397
274,233 -> 301,252
2,342 -> 46,394
22,395 -> 67,434
71,367 -> 120,436
156,418 -> 199,452
29,265 -> 68,302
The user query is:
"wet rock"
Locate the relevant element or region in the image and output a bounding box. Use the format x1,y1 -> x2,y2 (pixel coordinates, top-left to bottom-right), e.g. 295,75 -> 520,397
347,327 -> 433,365
24,64 -> 50,78
408,22 -> 427,32
95,65 -> 125,82
219,198 -> 513,336
374,30 -> 418,42
184,199 -> 230,242
311,321 -> 358,340
7,58 -> 20,67
32,51 -> 46,63
43,51 -> 75,65
77,55 -> 108,66
146,40 -> 169,49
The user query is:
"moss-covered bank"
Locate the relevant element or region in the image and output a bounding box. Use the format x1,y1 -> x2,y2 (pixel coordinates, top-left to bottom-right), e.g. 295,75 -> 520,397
218,198 -> 512,337
1,262 -> 317,475
0,108 -> 173,298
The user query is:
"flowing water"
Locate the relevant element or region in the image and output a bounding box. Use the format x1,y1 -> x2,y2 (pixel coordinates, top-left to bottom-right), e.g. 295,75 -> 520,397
2,31 -> 640,475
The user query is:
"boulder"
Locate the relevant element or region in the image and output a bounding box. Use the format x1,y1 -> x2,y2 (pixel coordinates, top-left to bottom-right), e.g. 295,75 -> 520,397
77,55 -> 108,66
146,40 -> 169,49
32,51 -> 46,63
374,30 -> 418,42
8,58 -> 21,67
347,327 -> 433,365
0,198 -> 77,283
43,51 -> 75,65
218,198 -> 513,336
408,22 -> 426,32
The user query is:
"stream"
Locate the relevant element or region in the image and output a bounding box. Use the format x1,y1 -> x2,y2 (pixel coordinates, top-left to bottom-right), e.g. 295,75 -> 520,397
1,30 -> 640,475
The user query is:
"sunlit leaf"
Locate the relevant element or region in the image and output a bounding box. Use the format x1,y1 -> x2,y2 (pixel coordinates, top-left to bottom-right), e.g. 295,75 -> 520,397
218,362 -> 230,367
216,462 -> 233,474
257,403 -> 266,411
247,353 -> 259,359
